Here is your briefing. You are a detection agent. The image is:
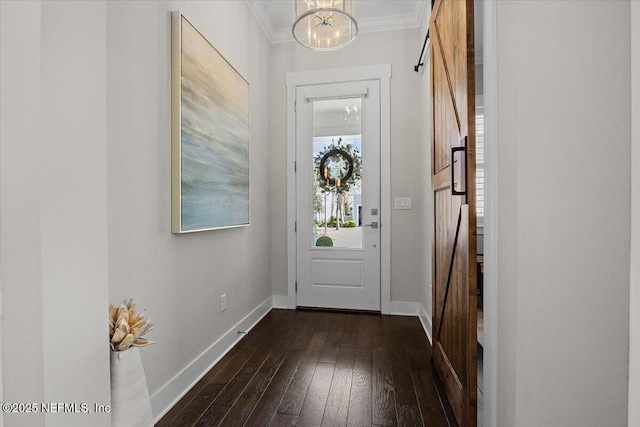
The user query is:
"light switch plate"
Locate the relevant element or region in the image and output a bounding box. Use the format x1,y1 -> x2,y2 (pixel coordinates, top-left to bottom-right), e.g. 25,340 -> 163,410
394,197 -> 412,210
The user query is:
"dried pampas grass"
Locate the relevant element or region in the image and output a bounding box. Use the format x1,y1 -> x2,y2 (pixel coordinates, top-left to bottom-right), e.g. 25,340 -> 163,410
109,299 -> 154,352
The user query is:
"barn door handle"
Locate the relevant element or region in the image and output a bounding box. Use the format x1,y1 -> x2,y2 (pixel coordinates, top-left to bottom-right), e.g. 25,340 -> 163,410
451,142 -> 467,196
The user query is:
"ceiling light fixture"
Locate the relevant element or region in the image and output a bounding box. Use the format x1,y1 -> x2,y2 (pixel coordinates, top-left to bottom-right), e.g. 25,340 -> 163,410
292,0 -> 358,51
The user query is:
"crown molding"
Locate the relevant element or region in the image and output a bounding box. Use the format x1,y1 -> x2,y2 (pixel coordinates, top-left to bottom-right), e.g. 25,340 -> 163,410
248,0 -> 428,44
246,0 -> 278,43
357,0 -> 426,35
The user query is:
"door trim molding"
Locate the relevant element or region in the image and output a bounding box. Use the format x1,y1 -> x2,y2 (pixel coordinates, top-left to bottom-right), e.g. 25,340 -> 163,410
285,64 -> 392,314
483,1 -> 498,426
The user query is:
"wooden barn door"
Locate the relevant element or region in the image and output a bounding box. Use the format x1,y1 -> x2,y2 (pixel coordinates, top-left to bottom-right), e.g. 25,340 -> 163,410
430,0 -> 477,426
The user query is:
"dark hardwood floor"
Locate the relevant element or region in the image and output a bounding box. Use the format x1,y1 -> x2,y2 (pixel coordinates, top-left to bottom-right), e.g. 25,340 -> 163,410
156,309 -> 454,427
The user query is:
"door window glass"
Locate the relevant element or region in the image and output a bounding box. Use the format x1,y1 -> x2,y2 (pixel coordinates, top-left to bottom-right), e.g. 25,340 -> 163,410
312,98 -> 362,248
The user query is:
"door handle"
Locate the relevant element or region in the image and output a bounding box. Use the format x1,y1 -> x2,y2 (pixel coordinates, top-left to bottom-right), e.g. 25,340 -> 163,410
451,137 -> 467,196
364,222 -> 379,229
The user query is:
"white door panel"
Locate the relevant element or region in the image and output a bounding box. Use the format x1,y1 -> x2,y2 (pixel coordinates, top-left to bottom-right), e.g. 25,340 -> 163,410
311,259 -> 363,287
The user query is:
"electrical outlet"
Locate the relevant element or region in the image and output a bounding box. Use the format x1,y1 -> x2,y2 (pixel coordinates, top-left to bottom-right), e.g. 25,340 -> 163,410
220,294 -> 227,312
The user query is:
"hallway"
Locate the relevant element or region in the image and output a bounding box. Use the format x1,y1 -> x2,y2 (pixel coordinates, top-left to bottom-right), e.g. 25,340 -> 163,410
156,309 -> 453,426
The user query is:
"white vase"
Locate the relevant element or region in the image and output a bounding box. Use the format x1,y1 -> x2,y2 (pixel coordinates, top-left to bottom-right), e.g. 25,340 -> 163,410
110,347 -> 154,427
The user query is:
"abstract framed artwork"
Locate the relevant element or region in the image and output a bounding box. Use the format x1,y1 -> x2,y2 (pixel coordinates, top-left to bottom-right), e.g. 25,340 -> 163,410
171,11 -> 250,233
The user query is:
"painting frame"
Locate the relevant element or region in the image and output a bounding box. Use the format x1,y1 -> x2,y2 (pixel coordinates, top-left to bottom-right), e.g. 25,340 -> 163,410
171,11 -> 250,233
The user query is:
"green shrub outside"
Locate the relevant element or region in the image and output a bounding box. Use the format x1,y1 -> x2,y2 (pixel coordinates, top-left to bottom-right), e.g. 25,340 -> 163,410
314,217 -> 357,228
316,236 -> 334,247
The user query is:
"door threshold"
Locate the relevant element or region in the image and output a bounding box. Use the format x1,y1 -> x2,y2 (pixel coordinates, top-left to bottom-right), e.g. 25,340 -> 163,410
296,306 -> 381,315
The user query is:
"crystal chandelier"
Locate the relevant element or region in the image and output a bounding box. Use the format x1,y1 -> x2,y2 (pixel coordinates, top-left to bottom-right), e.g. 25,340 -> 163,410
292,0 -> 358,51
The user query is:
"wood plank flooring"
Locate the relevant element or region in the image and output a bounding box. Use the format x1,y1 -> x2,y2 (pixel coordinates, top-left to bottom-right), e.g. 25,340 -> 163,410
156,309 -> 454,427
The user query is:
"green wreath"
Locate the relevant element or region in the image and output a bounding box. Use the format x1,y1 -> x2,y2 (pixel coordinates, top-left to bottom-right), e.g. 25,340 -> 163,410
318,148 -> 354,188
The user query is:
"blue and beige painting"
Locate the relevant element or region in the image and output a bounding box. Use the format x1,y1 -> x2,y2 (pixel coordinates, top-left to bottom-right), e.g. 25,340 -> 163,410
180,16 -> 249,231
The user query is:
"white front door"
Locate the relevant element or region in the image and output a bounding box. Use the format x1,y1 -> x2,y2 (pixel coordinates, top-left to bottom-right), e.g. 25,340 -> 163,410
295,80 -> 381,311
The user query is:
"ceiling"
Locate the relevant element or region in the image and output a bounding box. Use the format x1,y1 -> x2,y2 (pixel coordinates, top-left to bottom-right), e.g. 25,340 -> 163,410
246,1 -> 428,43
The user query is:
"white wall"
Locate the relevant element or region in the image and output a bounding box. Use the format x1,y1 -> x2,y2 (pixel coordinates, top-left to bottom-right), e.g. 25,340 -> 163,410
40,2 -> 111,425
1,1 -> 271,424
630,1 -> 640,425
0,2 -> 46,425
1,1 -> 111,426
106,0 -> 272,413
417,9 -> 433,320
270,29 -> 431,308
494,1 -> 630,425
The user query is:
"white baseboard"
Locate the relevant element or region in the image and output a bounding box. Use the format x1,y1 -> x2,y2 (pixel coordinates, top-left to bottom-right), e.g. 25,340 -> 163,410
389,300 -> 419,316
150,296 -> 273,423
418,302 -> 432,344
272,295 -> 289,309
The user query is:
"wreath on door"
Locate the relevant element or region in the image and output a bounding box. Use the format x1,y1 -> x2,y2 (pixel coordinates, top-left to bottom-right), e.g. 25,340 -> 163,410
318,148 -> 354,188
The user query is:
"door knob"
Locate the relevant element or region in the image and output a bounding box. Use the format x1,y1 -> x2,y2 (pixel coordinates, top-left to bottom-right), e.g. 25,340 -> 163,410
365,222 -> 379,229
